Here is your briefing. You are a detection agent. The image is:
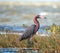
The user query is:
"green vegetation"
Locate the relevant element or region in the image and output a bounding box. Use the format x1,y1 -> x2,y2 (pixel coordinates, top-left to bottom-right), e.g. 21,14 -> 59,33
0,24 -> 60,53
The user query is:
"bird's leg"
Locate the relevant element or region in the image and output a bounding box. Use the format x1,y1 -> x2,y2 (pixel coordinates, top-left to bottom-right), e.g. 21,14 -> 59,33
29,37 -> 33,44
28,34 -> 32,42
27,38 -> 33,48
27,38 -> 31,42
27,38 -> 33,45
29,38 -> 32,42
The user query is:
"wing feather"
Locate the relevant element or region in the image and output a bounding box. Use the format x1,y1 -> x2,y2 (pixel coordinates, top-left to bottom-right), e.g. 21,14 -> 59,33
20,25 -> 36,41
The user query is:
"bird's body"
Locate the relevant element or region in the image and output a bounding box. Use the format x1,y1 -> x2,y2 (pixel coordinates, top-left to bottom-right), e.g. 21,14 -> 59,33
20,25 -> 36,41
19,15 -> 40,41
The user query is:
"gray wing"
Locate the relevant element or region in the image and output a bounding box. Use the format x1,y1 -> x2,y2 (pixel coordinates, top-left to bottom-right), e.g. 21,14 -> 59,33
19,25 -> 36,41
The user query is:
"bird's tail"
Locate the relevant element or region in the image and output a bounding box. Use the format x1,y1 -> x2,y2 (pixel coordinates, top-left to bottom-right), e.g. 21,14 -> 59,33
19,35 -> 27,41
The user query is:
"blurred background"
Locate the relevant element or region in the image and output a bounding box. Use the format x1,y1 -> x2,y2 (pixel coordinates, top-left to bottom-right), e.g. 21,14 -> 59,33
0,0 -> 60,35
0,0 -> 60,53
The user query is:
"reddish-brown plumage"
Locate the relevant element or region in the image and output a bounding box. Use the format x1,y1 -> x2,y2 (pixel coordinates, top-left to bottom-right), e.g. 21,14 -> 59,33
34,15 -> 40,33
19,15 -> 41,41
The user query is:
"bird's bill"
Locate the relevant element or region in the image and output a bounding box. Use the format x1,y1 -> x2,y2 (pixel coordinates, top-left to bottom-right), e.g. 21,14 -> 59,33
39,15 -> 45,19
38,12 -> 47,19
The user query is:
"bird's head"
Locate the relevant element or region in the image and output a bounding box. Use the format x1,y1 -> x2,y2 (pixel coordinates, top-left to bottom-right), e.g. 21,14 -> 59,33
35,14 -> 45,19
35,15 -> 41,18
36,12 -> 47,19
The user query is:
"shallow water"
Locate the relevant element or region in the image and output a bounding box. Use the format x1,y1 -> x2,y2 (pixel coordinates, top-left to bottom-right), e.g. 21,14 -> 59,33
0,48 -> 39,53
0,5 -> 60,26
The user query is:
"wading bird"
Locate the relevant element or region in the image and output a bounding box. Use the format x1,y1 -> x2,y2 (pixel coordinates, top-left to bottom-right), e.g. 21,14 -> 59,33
19,14 -> 43,41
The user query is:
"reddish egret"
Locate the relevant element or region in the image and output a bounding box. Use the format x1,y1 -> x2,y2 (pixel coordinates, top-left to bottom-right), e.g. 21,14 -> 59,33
19,15 -> 43,41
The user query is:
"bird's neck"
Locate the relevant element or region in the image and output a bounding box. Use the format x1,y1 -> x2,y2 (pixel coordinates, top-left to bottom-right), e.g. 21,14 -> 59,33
34,17 -> 39,25
34,16 -> 40,33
